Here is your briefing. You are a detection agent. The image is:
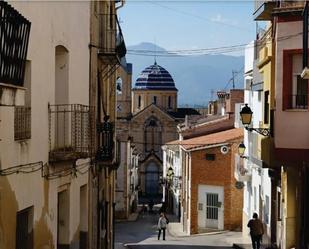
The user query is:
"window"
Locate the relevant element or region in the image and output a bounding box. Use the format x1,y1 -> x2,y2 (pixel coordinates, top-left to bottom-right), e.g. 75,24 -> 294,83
264,195 -> 270,225
138,96 -> 141,108
264,91 -> 269,124
168,96 -> 172,108
205,154 -> 215,161
116,77 -> 122,95
153,96 -> 157,105
283,50 -> 309,110
292,75 -> 308,109
144,118 -> 162,152
14,106 -> 31,140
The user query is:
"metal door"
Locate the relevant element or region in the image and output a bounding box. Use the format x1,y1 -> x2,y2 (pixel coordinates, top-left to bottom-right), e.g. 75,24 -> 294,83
205,193 -> 219,229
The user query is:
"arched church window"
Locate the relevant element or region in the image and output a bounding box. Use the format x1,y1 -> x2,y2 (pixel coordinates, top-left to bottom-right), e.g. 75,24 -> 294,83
153,96 -> 157,105
116,77 -> 122,95
144,118 -> 162,152
168,96 -> 172,109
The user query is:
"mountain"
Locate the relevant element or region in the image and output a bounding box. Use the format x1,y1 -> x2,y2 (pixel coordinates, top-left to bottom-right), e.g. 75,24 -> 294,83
126,42 -> 244,106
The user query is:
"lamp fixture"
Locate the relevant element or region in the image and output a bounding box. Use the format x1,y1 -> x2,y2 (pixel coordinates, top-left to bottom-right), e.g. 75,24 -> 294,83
240,104 -> 270,137
238,143 -> 248,159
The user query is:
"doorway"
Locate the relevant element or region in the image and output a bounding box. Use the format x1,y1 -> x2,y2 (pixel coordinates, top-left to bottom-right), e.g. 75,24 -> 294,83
145,162 -> 159,196
198,185 -> 224,230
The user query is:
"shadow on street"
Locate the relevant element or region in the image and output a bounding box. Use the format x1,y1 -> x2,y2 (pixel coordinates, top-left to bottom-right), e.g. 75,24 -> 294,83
127,245 -> 231,249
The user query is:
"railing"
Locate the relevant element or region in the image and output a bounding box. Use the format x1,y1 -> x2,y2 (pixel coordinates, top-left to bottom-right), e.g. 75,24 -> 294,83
279,0 -> 304,8
98,14 -> 126,59
14,106 -> 31,140
48,104 -> 94,162
0,1 -> 31,86
287,95 -> 308,109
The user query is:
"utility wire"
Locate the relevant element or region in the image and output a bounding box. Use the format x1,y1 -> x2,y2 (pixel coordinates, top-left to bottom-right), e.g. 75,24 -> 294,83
127,31 -> 303,57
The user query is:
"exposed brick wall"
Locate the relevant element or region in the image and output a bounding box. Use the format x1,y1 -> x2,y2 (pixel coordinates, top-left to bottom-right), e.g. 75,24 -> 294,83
226,89 -> 244,113
189,142 -> 243,234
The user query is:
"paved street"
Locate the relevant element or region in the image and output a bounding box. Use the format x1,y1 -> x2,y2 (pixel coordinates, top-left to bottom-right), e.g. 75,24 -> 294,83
115,209 -> 247,249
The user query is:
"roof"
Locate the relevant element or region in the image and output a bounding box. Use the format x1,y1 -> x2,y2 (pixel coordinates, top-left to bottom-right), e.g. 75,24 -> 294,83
167,128 -> 243,151
168,108 -> 201,119
133,62 -> 178,91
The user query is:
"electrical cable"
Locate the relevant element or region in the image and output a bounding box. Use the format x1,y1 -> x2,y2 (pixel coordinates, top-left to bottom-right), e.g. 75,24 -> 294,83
127,31 -> 303,57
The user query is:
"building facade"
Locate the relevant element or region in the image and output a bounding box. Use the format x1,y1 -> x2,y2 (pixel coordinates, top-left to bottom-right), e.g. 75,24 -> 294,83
0,1 -> 126,249
167,129 -> 244,234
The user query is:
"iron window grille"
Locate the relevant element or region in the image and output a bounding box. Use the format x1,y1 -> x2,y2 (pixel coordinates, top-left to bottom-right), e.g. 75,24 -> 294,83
0,1 -> 31,86
14,106 -> 31,140
48,104 -> 94,162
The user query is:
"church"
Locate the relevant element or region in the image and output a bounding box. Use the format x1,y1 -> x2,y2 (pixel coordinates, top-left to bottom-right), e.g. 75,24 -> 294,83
115,61 -> 200,218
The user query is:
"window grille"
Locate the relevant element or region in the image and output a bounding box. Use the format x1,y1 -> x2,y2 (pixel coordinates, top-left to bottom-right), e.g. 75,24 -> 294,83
14,106 -> 31,140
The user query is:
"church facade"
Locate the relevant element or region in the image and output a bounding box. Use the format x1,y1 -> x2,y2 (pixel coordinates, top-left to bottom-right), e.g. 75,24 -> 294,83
115,62 -> 200,218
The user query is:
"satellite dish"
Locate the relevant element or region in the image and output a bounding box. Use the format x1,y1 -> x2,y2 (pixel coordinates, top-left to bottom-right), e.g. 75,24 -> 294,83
220,146 -> 229,155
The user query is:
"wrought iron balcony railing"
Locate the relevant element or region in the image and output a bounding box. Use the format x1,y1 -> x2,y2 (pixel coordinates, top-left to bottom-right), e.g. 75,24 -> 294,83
287,94 -> 308,109
0,1 -> 31,86
98,14 -> 126,61
14,106 -> 31,140
48,104 -> 94,162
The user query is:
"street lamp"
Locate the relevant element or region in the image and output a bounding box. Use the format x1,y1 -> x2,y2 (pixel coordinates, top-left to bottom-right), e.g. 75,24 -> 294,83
167,166 -> 174,182
238,143 -> 248,159
239,104 -> 270,137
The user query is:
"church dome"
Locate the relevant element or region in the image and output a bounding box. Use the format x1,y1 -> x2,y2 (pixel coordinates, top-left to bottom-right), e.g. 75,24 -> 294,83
134,62 -> 177,91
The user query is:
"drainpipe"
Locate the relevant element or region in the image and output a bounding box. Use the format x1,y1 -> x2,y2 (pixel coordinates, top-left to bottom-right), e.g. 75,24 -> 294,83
303,1 -> 308,69
116,0 -> 125,10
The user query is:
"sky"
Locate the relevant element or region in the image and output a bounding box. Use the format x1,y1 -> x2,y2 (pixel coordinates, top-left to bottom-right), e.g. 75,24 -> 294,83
117,0 -> 257,53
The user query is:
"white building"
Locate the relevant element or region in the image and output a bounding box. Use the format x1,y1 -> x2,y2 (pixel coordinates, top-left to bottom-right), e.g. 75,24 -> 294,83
162,144 -> 181,218
235,41 -> 272,243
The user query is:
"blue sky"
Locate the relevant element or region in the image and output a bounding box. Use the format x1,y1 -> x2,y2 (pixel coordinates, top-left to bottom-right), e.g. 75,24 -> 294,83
118,0 -> 256,53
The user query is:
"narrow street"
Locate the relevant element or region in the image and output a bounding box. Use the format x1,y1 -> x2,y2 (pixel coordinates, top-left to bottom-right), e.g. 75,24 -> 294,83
115,207 -> 244,249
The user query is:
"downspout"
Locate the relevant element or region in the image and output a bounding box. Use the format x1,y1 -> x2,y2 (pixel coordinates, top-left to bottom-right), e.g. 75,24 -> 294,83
303,1 -> 308,69
115,0 -> 125,10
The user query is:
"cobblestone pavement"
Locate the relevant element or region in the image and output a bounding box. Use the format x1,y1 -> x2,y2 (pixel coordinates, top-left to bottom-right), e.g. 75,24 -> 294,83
115,210 -> 243,249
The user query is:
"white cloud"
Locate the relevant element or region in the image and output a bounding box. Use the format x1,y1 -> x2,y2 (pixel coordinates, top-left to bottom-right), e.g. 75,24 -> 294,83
210,14 -> 238,26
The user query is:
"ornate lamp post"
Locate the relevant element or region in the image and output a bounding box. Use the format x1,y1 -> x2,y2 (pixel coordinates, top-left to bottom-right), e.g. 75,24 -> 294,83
240,104 -> 270,137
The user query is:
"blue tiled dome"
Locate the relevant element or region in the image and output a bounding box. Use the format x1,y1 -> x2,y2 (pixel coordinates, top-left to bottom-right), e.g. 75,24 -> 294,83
134,62 -> 177,91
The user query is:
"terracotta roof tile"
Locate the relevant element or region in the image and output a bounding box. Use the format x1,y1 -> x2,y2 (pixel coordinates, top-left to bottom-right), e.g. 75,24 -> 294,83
167,128 -> 243,151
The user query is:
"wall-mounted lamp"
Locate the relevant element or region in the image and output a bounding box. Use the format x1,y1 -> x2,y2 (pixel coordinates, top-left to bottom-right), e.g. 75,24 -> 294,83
240,104 -> 270,137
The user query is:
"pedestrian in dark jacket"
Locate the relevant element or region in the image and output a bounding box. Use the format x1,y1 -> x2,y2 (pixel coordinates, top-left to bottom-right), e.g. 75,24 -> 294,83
247,213 -> 264,249
157,212 -> 167,240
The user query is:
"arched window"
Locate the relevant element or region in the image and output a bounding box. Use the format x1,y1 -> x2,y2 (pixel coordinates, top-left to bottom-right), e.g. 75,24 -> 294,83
138,96 -> 141,108
153,96 -> 157,105
144,117 -> 162,152
168,96 -> 172,109
116,77 -> 122,95
55,45 -> 69,105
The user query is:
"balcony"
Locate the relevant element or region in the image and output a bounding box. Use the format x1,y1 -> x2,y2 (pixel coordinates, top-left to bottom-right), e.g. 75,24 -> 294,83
98,14 -> 126,64
14,106 -> 31,140
48,104 -> 94,162
286,95 -> 308,110
253,0 -> 277,20
234,155 -> 252,182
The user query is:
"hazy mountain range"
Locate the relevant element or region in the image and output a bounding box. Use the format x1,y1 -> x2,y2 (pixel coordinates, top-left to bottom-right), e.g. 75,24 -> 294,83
126,42 -> 244,106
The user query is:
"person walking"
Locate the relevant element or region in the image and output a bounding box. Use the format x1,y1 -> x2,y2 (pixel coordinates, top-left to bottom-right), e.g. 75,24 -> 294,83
247,213 -> 264,249
157,212 -> 167,240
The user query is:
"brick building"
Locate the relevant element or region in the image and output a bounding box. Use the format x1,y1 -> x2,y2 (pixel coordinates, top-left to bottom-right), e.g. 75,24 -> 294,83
168,128 -> 243,234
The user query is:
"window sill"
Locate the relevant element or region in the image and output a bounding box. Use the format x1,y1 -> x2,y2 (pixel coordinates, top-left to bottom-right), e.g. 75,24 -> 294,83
0,82 -> 26,90
285,109 -> 309,112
